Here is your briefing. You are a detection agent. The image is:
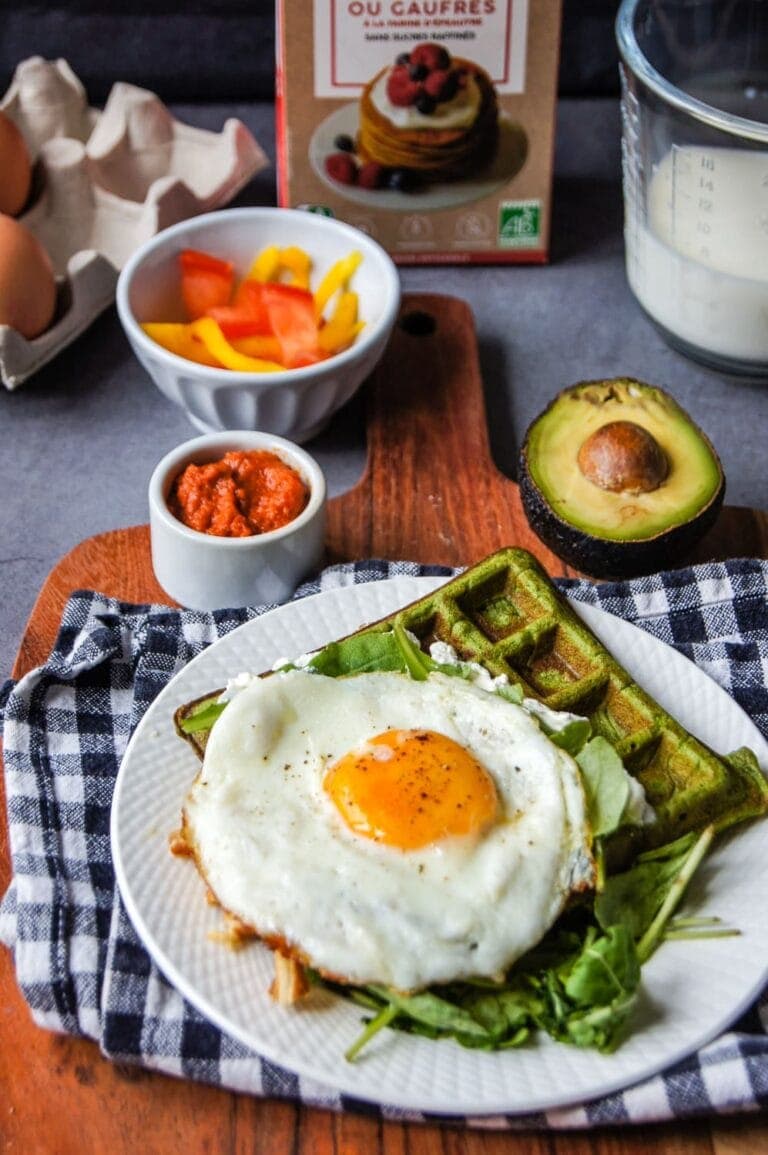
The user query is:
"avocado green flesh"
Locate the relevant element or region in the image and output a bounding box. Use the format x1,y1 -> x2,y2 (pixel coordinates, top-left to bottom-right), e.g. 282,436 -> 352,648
524,380 -> 723,542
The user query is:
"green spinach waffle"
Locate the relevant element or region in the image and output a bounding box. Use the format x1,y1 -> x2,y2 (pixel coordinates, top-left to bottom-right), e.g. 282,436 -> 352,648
175,547 -> 768,855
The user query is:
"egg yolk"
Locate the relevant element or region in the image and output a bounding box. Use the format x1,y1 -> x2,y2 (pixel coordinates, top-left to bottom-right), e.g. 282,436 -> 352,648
324,729 -> 498,850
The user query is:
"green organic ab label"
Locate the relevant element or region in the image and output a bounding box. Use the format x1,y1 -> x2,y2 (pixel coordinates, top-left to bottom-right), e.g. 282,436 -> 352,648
499,201 -> 541,248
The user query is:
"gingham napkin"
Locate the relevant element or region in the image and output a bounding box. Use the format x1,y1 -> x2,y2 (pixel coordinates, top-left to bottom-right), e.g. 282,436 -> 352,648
1,558 -> 768,1129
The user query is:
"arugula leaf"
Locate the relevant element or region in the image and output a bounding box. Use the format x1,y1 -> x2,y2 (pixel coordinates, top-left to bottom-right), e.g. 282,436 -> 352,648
392,621 -> 433,680
344,984 -> 497,1059
367,985 -> 493,1042
595,830 -> 699,939
495,683 -> 525,706
576,736 -> 631,838
562,924 -> 640,1007
635,827 -> 714,962
464,979 -> 542,1043
523,925 -> 640,1053
342,922 -> 643,1061
308,632 -> 406,677
393,623 -> 506,685
595,826 -> 717,965
344,1002 -> 398,1062
178,697 -> 227,734
559,993 -> 638,1051
544,717 -> 592,755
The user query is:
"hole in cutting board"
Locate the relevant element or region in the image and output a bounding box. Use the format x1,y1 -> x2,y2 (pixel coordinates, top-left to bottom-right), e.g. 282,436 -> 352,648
399,310 -> 436,337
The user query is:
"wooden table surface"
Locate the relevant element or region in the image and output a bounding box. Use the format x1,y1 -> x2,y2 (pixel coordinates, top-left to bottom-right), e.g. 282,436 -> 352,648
2,295 -> 767,1154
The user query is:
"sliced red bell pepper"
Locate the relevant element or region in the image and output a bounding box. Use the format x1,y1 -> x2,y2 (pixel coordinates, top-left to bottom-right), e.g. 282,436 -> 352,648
261,282 -> 322,368
232,279 -> 273,316
180,249 -> 233,275
180,249 -> 235,320
203,280 -> 275,339
204,306 -> 268,340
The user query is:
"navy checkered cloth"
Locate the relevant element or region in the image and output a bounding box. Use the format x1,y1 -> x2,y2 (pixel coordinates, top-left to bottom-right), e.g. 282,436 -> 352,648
2,558 -> 768,1128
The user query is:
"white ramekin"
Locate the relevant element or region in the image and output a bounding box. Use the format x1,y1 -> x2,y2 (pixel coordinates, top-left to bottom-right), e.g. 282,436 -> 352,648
148,430 -> 327,610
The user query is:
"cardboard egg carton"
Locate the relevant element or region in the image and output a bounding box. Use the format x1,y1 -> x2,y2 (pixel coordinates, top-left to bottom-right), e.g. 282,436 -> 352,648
0,57 -> 269,389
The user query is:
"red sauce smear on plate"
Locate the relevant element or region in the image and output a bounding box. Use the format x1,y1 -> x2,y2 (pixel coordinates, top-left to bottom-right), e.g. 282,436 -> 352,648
169,449 -> 309,537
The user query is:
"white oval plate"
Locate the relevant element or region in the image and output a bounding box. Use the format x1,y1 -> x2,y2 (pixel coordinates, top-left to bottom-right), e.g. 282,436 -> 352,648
111,577 -> 768,1116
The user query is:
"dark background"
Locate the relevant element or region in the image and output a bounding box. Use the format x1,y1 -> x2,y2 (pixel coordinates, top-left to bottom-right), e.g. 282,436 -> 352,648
0,0 -> 623,105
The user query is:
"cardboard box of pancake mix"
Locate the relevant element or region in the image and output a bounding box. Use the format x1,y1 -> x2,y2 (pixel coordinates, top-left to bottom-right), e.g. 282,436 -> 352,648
275,0 -> 562,264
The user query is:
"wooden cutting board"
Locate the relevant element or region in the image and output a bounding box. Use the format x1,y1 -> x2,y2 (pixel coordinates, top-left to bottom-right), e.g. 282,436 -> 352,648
11,292 -> 768,672
3,293 -> 768,1155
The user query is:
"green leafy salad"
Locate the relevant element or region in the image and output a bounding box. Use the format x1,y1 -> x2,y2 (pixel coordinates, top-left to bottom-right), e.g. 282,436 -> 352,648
179,623 -> 741,1062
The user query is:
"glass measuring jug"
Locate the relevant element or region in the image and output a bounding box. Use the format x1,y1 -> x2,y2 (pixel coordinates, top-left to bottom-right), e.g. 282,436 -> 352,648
616,0 -> 768,377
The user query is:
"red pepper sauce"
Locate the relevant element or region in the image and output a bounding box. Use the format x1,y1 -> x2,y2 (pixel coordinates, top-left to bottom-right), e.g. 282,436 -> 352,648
169,450 -> 309,537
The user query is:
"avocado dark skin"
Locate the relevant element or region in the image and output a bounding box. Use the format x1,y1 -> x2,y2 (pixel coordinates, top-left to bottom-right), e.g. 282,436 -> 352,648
518,378 -> 726,579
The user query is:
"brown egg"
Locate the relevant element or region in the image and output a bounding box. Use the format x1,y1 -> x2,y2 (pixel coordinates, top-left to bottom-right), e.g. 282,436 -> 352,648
0,111 -> 32,216
0,214 -> 57,338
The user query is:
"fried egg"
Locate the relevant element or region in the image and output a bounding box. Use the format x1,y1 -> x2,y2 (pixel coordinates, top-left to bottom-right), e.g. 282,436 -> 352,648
182,668 -> 596,991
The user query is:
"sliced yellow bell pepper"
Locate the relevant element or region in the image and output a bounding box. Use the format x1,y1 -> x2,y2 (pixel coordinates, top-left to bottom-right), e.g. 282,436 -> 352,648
247,244 -> 282,283
191,318 -> 285,373
314,251 -> 363,318
278,246 -> 312,290
145,246 -> 366,371
141,322 -> 222,367
230,334 -> 284,361
318,320 -> 365,355
317,292 -> 364,354
333,290 -> 358,326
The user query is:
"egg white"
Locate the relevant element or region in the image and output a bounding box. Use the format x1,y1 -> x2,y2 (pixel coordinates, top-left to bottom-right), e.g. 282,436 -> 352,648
183,668 -> 596,991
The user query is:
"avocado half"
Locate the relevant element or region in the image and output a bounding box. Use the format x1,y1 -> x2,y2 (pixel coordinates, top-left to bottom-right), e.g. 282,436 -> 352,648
519,378 -> 725,579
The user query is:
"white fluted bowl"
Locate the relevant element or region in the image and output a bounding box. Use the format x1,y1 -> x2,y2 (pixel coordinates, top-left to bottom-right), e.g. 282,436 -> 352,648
117,207 -> 400,442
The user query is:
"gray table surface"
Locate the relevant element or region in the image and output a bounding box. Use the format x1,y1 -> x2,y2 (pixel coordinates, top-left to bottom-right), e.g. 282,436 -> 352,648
2,97 -> 767,681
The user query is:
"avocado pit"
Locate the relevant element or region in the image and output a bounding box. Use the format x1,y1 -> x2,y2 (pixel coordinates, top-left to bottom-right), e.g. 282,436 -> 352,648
577,420 -> 668,495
